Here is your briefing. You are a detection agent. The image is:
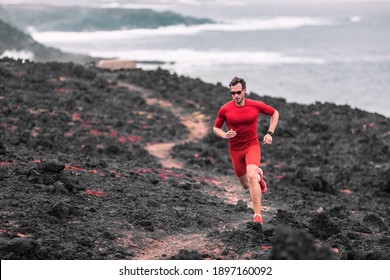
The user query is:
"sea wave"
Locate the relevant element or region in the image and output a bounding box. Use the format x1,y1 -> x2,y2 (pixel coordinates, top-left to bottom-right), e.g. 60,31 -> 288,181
0,50 -> 34,61
350,16 -> 362,22
31,16 -> 334,43
99,0 -> 255,9
89,49 -> 325,66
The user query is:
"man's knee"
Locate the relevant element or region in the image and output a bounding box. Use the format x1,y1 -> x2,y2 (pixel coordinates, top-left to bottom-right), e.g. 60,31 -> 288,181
247,172 -> 258,185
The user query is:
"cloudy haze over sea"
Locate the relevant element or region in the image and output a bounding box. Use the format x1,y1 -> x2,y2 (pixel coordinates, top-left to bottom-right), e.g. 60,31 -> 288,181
3,0 -> 390,117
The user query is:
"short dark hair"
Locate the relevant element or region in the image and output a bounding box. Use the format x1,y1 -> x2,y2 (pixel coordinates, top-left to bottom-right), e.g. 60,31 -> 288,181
229,77 -> 246,89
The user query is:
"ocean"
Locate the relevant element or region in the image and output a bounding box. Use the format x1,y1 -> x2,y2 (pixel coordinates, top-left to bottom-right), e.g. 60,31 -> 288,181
27,0 -> 390,117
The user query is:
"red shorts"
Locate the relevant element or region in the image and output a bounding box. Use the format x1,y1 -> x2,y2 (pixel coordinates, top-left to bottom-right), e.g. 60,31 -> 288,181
229,142 -> 261,177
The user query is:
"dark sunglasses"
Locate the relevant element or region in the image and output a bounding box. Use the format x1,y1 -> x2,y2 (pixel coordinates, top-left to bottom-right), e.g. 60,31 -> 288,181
230,90 -> 243,95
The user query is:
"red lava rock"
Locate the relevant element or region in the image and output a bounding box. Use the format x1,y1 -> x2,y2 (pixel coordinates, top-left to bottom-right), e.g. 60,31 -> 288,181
86,190 -> 106,197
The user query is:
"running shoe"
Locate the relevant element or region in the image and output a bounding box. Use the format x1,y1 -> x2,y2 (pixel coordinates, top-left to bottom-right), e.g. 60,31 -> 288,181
258,168 -> 268,193
253,214 -> 263,224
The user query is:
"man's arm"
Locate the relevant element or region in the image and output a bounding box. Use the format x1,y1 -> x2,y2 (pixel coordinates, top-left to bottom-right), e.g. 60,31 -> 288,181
213,127 -> 237,139
263,110 -> 279,145
268,110 -> 279,133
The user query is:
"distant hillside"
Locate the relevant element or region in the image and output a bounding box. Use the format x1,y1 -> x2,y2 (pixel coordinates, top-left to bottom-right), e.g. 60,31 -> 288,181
0,19 -> 97,63
0,5 -> 12,23
1,4 -> 214,32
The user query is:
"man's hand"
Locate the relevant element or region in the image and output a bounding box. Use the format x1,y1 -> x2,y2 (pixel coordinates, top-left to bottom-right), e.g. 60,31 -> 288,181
225,129 -> 237,139
263,134 -> 273,144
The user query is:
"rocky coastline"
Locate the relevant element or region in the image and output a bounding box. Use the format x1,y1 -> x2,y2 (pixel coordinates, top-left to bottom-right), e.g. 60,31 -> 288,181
0,58 -> 389,260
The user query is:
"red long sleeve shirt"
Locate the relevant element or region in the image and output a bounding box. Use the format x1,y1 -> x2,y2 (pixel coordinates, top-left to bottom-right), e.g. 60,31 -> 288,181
214,98 -> 275,150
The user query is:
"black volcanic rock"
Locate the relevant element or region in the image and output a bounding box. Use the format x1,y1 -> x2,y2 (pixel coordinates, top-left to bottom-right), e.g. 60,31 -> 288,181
0,58 -> 389,261
270,226 -> 335,260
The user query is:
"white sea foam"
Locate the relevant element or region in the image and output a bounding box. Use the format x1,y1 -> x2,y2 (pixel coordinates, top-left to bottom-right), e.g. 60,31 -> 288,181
0,50 -> 34,61
89,49 -> 325,66
31,16 -> 334,43
101,0 -> 248,9
100,3 -> 173,10
350,16 -> 361,22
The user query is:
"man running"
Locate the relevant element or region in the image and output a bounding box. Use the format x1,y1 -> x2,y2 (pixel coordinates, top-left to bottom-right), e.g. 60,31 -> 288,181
213,77 -> 279,224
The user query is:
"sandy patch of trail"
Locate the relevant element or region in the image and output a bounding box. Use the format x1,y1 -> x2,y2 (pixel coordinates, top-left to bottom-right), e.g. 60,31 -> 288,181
206,175 -> 279,221
118,81 -> 209,168
129,233 -> 224,260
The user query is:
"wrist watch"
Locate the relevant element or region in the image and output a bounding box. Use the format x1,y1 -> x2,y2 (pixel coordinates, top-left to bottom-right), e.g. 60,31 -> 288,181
266,131 -> 274,136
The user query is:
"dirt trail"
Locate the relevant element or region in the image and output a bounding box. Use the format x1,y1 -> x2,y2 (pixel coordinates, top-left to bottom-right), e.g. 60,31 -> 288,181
130,233 -> 224,260
127,175 -> 277,260
118,81 -> 209,168
116,82 -> 230,258
115,81 -> 279,259
206,175 -> 278,221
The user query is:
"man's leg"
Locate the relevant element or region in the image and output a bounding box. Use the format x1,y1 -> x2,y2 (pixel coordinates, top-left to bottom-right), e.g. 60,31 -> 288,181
237,174 -> 250,190
238,164 -> 262,214
231,146 -> 263,223
245,164 -> 262,217
238,169 -> 265,191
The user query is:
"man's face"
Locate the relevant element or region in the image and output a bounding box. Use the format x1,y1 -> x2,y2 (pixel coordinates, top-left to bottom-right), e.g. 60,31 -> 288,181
230,84 -> 246,105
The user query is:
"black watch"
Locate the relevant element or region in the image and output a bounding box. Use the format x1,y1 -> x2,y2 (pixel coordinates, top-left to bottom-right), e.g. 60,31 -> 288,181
266,131 -> 274,136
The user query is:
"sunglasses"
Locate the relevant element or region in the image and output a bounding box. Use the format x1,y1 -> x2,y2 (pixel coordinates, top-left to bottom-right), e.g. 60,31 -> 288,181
230,90 -> 244,95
